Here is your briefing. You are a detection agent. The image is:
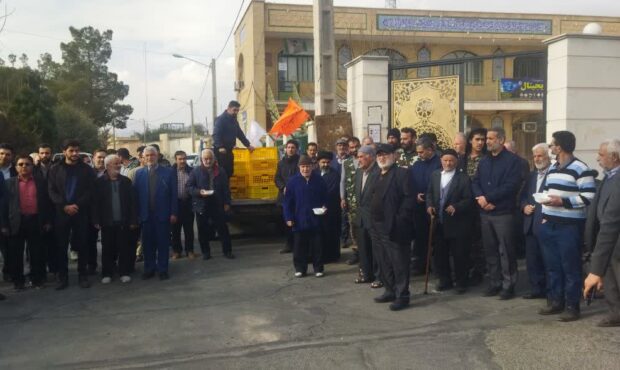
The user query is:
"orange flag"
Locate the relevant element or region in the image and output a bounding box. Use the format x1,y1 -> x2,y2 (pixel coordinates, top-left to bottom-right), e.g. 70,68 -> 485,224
269,98 -> 310,137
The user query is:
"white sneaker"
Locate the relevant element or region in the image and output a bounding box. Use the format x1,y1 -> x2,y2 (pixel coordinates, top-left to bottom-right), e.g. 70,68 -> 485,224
70,251 -> 78,261
315,272 -> 324,278
294,272 -> 303,278
120,275 -> 131,283
101,277 -> 112,284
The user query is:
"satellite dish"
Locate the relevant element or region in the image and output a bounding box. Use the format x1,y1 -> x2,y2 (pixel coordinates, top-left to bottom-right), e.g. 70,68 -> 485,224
583,23 -> 603,35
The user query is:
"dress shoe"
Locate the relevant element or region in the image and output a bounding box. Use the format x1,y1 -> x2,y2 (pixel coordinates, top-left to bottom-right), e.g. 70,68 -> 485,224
159,272 -> 169,280
13,283 -> 26,291
482,285 -> 502,297
142,271 -> 156,280
498,287 -> 515,300
55,277 -> 69,291
202,254 -> 212,260
596,315 -> 620,327
78,276 -> 91,289
346,254 -> 359,265
522,292 -> 546,299
538,302 -> 565,315
389,300 -> 410,311
279,246 -> 292,254
224,252 -> 235,259
374,293 -> 396,303
436,281 -> 453,291
455,284 -> 467,294
558,306 -> 580,322
187,251 -> 199,260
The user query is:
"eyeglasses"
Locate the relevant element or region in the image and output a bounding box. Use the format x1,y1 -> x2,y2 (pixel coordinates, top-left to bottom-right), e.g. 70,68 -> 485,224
16,163 -> 32,167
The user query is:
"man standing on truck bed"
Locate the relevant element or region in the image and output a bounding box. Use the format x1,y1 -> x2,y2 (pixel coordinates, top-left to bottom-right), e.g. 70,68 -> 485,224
213,100 -> 255,178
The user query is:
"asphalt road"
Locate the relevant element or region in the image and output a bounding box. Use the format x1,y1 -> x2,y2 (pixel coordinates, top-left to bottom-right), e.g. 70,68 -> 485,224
1,237 -> 619,369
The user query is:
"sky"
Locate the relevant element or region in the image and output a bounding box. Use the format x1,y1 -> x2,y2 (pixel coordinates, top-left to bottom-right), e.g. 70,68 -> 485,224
1,0 -> 619,136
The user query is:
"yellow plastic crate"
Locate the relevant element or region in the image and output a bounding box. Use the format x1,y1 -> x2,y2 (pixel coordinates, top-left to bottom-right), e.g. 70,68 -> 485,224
230,185 -> 248,199
249,172 -> 275,186
250,147 -> 278,161
233,161 -> 249,176
247,185 -> 278,200
249,159 -> 277,172
232,148 -> 250,162
229,175 -> 248,188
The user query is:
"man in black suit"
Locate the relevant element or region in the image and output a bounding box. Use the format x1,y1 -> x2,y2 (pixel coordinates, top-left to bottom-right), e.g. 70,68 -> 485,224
520,143 -> 550,299
0,143 -> 17,282
426,149 -> 473,293
584,139 -> 620,327
369,144 -> 415,311
317,151 -> 342,263
353,145 -> 381,285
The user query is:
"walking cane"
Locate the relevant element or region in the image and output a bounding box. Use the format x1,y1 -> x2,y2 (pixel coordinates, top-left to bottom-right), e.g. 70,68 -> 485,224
423,214 -> 436,295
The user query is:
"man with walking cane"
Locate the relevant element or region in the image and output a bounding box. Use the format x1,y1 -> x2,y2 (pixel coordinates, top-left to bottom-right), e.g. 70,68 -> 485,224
426,149 -> 473,294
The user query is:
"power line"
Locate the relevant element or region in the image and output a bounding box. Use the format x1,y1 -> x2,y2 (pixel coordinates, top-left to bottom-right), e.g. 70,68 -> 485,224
214,0 -> 245,61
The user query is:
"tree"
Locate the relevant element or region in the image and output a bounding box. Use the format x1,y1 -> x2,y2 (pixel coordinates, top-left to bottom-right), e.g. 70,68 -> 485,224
53,103 -> 102,152
46,26 -> 133,129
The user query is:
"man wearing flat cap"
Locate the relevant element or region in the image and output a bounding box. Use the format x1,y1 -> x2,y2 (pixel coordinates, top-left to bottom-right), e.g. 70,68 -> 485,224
426,149 -> 473,293
369,143 -> 415,311
283,155 -> 328,277
317,151 -> 342,263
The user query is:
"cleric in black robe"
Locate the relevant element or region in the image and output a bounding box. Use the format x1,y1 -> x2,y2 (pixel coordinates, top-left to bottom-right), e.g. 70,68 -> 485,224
316,151 -> 342,263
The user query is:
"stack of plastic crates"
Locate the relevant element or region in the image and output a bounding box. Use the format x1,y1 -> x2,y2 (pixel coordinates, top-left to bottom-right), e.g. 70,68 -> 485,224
230,148 -> 249,199
248,147 -> 279,200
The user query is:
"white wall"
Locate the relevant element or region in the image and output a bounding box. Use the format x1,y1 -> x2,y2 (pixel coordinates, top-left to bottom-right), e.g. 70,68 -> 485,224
545,33 -> 620,172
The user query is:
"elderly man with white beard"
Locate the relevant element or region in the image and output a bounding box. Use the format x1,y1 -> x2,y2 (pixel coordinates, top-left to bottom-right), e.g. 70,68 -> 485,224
92,154 -> 138,284
369,144 -> 415,311
519,144 -> 551,300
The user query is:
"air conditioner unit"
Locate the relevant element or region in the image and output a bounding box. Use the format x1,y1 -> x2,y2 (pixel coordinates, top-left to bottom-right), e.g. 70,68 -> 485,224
234,80 -> 245,92
522,122 -> 537,133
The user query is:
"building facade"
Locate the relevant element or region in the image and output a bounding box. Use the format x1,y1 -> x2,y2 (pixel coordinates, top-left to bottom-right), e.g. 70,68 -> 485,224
234,0 -> 620,154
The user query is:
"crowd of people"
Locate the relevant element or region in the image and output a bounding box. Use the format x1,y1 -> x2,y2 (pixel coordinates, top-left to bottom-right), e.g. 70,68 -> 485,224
276,127 -> 620,326
1,103 -> 619,328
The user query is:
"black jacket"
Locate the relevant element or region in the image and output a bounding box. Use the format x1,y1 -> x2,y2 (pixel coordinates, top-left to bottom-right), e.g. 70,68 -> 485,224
275,154 -> 300,205
353,163 -> 380,229
212,111 -> 251,150
587,174 -> 620,277
426,170 -> 473,239
520,169 -> 547,236
47,161 -> 95,213
472,149 -> 522,215
3,176 -> 53,235
91,175 -> 138,228
186,164 -> 231,213
371,165 -> 415,245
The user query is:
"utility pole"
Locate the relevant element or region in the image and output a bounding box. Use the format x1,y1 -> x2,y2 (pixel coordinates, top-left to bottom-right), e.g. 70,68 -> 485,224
143,118 -> 147,144
312,0 -> 337,143
211,58 -> 218,124
190,99 -> 196,153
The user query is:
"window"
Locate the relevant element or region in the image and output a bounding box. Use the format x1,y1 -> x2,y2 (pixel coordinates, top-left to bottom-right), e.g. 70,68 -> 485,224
440,51 -> 483,85
492,48 -> 504,81
491,116 -> 504,128
338,45 -> 352,80
237,54 -> 244,82
278,51 -> 314,93
365,48 -> 407,79
514,57 -> 543,79
417,47 -> 431,78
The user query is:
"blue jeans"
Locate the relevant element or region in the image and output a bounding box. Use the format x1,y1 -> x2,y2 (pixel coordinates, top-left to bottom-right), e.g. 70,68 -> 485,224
539,220 -> 584,307
525,233 -> 547,295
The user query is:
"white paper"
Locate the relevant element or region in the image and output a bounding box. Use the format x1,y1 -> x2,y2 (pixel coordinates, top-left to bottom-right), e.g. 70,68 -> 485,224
248,120 -> 267,147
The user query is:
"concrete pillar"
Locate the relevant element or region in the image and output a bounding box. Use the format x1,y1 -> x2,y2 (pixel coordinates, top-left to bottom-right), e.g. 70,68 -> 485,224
544,33 -> 620,169
345,55 -> 390,142
312,0 -> 336,143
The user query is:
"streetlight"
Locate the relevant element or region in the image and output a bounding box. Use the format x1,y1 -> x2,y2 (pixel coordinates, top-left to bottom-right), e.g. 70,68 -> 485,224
172,53 -> 218,125
171,98 -> 196,153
